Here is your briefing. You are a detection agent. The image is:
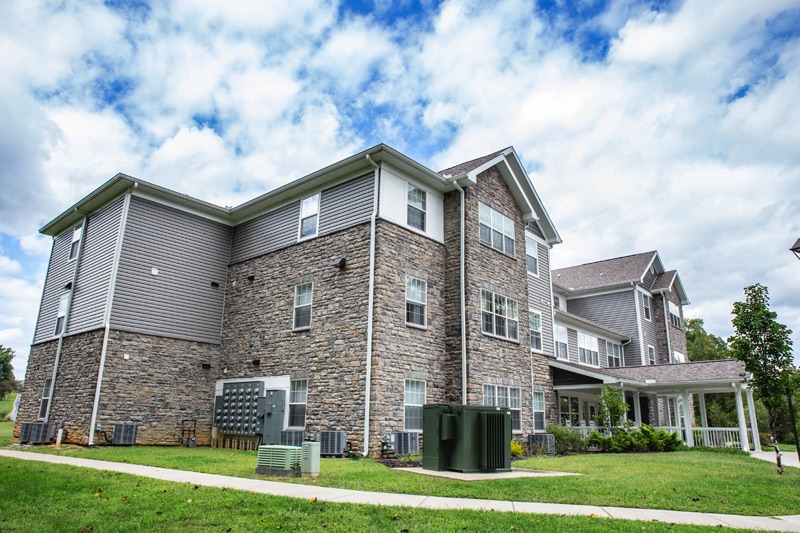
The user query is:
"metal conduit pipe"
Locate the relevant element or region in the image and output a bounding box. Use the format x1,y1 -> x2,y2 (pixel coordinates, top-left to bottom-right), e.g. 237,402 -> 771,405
362,156 -> 380,456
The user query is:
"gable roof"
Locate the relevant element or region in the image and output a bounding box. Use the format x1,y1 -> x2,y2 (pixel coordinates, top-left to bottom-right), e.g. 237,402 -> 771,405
439,147 -> 562,246
552,251 -> 658,292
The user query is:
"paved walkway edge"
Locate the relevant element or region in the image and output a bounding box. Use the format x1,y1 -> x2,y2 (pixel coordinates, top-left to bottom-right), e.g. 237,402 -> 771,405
1,450 -> 799,532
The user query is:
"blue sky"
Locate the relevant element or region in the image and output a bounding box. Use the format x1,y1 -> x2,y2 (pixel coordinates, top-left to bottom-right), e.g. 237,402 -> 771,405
1,0 -> 799,377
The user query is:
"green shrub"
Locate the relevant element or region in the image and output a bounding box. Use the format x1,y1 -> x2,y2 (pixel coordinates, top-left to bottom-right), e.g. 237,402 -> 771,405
510,440 -> 524,457
546,425 -> 587,454
588,425 -> 684,453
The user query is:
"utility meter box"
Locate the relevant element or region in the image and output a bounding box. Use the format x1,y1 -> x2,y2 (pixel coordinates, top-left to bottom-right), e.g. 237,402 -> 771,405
301,441 -> 321,478
422,404 -> 511,473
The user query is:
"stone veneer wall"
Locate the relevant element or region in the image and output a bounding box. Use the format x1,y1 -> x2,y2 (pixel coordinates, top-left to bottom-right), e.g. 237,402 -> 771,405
369,219 -> 448,454
443,190 -> 465,403
98,330 -> 221,445
652,291 -> 688,364
221,223 -> 372,453
15,330 -> 104,444
461,167 -> 550,434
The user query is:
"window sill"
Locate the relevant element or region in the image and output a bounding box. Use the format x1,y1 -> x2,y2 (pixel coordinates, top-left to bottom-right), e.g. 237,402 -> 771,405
478,240 -> 516,260
402,429 -> 423,433
531,348 -> 545,355
297,234 -> 317,243
526,271 -> 539,278
481,332 -> 519,344
405,322 -> 428,331
292,326 -> 311,333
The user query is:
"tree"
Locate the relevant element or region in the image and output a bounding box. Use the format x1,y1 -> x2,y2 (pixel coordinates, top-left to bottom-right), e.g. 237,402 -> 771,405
595,386 -> 629,432
0,345 -> 17,398
686,319 -> 736,426
728,284 -> 797,444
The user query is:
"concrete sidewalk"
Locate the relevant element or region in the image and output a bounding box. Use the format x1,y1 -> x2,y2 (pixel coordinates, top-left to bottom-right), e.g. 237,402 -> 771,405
1,450 -> 799,532
751,450 -> 800,470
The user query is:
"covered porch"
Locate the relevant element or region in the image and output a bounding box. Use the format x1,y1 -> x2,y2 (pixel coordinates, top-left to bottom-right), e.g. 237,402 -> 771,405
550,359 -> 760,452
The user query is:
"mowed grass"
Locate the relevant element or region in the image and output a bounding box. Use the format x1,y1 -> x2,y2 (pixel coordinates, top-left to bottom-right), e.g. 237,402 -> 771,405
13,443 -> 800,516
0,457 -> 769,533
0,392 -> 18,446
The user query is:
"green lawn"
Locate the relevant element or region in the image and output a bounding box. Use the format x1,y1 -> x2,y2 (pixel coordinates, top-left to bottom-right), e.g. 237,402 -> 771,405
0,392 -> 17,446
0,458 -> 768,533
11,444 -> 800,516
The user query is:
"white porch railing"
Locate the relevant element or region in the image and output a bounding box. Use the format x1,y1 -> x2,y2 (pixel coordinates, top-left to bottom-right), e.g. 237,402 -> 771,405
568,425 -> 751,450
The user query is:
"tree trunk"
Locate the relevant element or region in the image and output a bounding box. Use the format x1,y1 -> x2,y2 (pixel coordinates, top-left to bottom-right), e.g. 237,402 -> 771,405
769,407 -> 784,475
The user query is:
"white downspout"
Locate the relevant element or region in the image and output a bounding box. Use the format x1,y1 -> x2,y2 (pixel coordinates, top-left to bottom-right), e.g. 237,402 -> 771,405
362,155 -> 380,456
452,181 -> 467,404
88,187 -> 135,445
633,284 -> 645,365
44,213 -> 87,422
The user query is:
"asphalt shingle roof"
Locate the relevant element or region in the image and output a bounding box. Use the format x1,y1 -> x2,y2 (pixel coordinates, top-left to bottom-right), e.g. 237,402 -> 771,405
599,359 -> 746,383
438,148 -> 509,177
552,251 -> 656,292
652,271 -> 676,291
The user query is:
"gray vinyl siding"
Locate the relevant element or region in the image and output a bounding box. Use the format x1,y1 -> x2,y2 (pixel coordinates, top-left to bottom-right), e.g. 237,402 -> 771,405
67,197 -> 124,335
566,290 -> 641,366
527,242 -> 553,355
318,173 -> 373,235
643,268 -> 656,290
32,231 -> 77,344
526,222 -> 545,240
640,290 -> 659,363
230,174 -> 375,265
566,328 -> 579,364
111,196 -> 232,344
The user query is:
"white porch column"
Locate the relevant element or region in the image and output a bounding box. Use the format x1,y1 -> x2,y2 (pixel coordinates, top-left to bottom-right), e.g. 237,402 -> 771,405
698,393 -> 709,446
682,390 -> 694,447
733,384 -> 750,452
633,391 -> 642,427
654,395 -> 661,427
745,387 -> 761,452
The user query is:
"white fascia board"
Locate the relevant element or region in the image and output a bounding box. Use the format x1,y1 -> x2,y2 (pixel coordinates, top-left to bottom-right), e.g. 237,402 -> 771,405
464,153 -> 536,223
525,230 -> 548,247
502,148 -> 562,245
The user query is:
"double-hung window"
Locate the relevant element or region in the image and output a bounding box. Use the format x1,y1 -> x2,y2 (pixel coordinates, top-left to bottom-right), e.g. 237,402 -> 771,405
559,395 -> 580,426
299,194 -> 319,239
578,332 -> 599,366
68,226 -> 82,261
38,378 -> 53,419
484,384 -> 521,431
54,294 -> 69,337
533,390 -> 545,431
529,310 -> 542,351
648,345 -> 656,365
293,283 -> 313,329
404,379 -> 425,431
668,301 -> 681,328
481,290 -> 518,341
606,341 -> 623,367
479,203 -> 515,256
554,324 -> 568,360
642,293 -> 652,321
407,184 -> 426,231
288,379 -> 308,427
405,276 -> 427,327
525,236 -> 538,275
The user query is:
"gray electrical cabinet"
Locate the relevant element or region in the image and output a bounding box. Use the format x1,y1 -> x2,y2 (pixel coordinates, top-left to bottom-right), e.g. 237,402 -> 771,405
214,381 -> 264,436
261,389 -> 286,445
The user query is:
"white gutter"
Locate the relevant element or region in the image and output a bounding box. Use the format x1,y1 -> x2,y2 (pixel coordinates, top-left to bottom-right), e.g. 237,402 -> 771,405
44,214 -> 87,422
451,181 -> 468,404
633,284 -> 645,365
362,155 -> 380,456
88,186 -> 134,445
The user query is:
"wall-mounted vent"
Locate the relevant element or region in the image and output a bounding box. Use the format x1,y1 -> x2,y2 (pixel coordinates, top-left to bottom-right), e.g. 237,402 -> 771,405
19,422 -> 57,444
280,430 -> 305,447
392,432 -> 420,455
112,424 -> 138,446
319,430 -> 347,456
528,433 -> 555,455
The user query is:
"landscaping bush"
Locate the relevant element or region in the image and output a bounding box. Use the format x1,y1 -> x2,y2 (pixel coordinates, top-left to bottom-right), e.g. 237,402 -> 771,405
546,424 -> 587,454
588,424 -> 684,453
510,439 -> 524,457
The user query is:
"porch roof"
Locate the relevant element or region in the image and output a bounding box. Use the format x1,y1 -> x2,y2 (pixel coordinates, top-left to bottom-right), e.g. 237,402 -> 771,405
550,358 -> 747,394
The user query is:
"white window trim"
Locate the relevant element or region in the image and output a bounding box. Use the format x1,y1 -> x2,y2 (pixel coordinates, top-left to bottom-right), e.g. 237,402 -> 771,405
554,324 -> 569,360
606,340 -> 623,368
642,293 -> 652,322
529,309 -> 543,353
406,183 -> 427,232
297,194 -> 320,241
647,345 -> 656,365
293,283 -> 313,330
38,377 -> 53,420
68,226 -> 82,261
478,202 -> 516,257
483,384 -> 522,433
673,350 -> 686,363
53,293 -> 69,337
532,390 -> 546,432
404,379 -> 426,432
577,331 -> 600,367
405,276 -> 427,328
559,395 -> 581,427
288,379 -> 308,428
668,300 -> 681,329
525,234 -> 539,277
480,289 -> 519,342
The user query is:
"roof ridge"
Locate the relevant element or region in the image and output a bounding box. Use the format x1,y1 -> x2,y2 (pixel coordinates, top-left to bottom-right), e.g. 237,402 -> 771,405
437,147 -> 511,175
553,250 -> 657,272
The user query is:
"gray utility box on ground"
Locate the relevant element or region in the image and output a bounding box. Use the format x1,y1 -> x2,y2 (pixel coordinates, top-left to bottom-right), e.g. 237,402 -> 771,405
422,404 -> 512,473
301,441 -> 321,477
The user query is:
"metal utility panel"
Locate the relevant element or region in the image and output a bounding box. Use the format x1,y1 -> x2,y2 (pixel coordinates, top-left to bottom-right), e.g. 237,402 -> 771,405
261,389 -> 286,445
214,381 -> 263,436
